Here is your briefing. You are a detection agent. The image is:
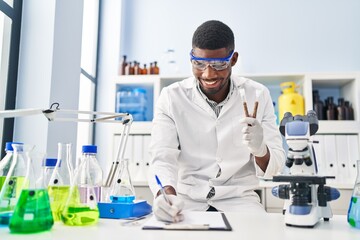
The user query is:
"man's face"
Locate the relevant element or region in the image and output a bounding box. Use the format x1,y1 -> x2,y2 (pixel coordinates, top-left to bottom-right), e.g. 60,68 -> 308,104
191,48 -> 237,101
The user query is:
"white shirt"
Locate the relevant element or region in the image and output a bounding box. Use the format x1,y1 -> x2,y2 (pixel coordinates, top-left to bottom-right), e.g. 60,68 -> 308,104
148,75 -> 285,211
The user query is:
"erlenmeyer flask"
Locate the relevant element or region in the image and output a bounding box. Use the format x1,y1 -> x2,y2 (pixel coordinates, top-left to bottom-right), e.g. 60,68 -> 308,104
9,144 -> 54,233
348,160 -> 360,229
46,143 -> 72,221
109,158 -> 136,203
61,145 -> 101,226
0,142 -> 27,225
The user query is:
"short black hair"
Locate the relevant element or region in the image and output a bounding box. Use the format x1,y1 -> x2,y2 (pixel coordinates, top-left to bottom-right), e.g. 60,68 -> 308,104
192,20 -> 234,52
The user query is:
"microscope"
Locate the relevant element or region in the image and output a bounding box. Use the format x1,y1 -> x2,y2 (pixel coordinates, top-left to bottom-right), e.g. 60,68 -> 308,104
272,110 -> 340,227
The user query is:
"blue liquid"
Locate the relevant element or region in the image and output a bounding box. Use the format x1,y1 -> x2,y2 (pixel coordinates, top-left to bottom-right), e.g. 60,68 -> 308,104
347,196 -> 360,229
110,195 -> 135,203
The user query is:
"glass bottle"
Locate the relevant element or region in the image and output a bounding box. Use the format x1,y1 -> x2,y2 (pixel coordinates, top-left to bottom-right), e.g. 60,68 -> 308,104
149,62 -> 154,74
61,145 -> 102,226
109,159 -> 136,203
348,160 -> 360,229
118,55 -> 127,75
337,98 -> 346,120
0,142 -> 27,225
142,64 -> 148,75
9,144 -> 54,233
326,97 -> 337,120
313,90 -> 325,120
344,101 -> 355,120
153,61 -> 160,75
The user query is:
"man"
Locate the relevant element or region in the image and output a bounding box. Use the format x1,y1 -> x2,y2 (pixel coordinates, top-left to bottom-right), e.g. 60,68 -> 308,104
148,20 -> 285,222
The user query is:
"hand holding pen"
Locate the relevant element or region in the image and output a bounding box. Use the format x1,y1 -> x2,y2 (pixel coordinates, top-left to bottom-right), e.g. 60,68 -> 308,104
153,175 -> 184,223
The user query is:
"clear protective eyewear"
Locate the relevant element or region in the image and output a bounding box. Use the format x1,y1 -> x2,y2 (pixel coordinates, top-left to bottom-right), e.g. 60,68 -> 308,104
190,50 -> 234,71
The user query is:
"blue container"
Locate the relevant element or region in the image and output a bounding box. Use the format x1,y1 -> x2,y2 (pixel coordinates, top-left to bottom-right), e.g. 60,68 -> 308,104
116,88 -> 147,121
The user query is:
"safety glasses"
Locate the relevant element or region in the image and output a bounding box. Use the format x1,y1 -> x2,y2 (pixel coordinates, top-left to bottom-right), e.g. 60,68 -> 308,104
190,50 -> 234,71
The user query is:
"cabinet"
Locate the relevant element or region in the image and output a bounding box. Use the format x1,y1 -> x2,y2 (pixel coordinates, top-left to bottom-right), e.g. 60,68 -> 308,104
112,73 -> 360,212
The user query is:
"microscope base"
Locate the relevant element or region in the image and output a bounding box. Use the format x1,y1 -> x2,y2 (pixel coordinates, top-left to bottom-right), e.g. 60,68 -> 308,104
284,203 -> 333,228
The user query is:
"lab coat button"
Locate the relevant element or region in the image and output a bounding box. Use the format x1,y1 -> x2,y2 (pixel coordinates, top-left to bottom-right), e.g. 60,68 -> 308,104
208,200 -> 213,205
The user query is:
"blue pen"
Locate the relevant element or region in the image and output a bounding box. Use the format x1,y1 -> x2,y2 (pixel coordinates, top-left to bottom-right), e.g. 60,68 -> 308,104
155,175 -> 171,205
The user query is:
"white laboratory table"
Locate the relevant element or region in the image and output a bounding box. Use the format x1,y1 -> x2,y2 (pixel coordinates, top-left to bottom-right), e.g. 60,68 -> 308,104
0,213 -> 358,240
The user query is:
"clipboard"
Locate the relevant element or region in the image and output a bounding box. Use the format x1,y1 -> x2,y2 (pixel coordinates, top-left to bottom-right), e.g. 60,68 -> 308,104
142,211 -> 232,231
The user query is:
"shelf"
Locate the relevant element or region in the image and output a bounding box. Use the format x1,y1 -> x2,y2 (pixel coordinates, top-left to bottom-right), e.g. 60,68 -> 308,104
114,121 -> 152,135
317,120 -> 360,134
115,75 -> 160,84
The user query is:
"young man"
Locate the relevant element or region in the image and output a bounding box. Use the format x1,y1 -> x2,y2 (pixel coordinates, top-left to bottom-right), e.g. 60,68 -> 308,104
148,20 -> 285,222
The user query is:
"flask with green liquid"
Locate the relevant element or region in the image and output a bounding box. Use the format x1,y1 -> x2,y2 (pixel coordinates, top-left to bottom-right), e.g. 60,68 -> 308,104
61,145 -> 102,226
348,160 -> 360,229
8,144 -> 54,233
43,143 -> 73,221
0,142 -> 27,225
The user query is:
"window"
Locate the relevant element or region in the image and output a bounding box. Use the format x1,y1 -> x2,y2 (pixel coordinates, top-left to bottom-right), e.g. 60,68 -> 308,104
76,0 -> 100,156
0,0 -> 22,158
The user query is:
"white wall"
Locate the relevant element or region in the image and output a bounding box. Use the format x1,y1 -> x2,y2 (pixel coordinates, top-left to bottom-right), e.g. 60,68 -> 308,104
15,0 -> 83,159
120,0 -> 360,74
95,0 -> 123,172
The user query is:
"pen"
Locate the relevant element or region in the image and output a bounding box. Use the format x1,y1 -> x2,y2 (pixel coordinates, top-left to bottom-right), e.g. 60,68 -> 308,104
155,175 -> 171,205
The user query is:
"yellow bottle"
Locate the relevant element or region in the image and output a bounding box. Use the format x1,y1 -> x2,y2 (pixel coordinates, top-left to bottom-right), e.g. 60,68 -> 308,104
278,81 -> 305,121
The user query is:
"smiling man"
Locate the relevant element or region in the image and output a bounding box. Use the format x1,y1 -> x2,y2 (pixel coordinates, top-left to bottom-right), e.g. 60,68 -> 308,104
148,20 -> 285,222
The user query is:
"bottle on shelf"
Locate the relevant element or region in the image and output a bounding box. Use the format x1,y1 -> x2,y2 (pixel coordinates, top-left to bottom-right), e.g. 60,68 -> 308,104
326,96 -> 337,120
0,142 -> 27,225
149,62 -> 154,74
134,61 -> 140,75
312,90 -> 325,120
278,81 -> 304,120
153,61 -> 160,75
347,160 -> 360,229
337,98 -> 346,120
9,144 -> 54,233
118,55 -> 127,75
124,62 -> 132,75
344,101 -> 355,120
61,145 -> 102,226
141,64 -> 148,75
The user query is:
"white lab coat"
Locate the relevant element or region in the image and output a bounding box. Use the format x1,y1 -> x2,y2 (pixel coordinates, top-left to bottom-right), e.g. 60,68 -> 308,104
148,75 -> 285,212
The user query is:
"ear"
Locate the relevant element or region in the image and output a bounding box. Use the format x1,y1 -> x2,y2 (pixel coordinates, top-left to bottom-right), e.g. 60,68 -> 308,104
231,52 -> 239,66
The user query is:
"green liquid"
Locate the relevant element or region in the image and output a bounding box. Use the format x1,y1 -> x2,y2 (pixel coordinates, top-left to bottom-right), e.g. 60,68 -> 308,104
0,176 -> 27,213
9,189 -> 54,233
48,185 -> 70,221
61,206 -> 99,226
61,186 -> 99,226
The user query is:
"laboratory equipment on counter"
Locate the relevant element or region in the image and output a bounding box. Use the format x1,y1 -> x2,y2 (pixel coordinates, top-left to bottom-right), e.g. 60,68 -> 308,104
98,114 -> 151,219
60,145 -> 102,226
98,157 -> 151,219
0,142 -> 27,225
41,143 -> 73,222
108,158 -> 135,203
9,144 -> 54,233
348,160 -> 360,229
272,111 -> 340,227
278,81 -> 304,120
0,103 -> 151,221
